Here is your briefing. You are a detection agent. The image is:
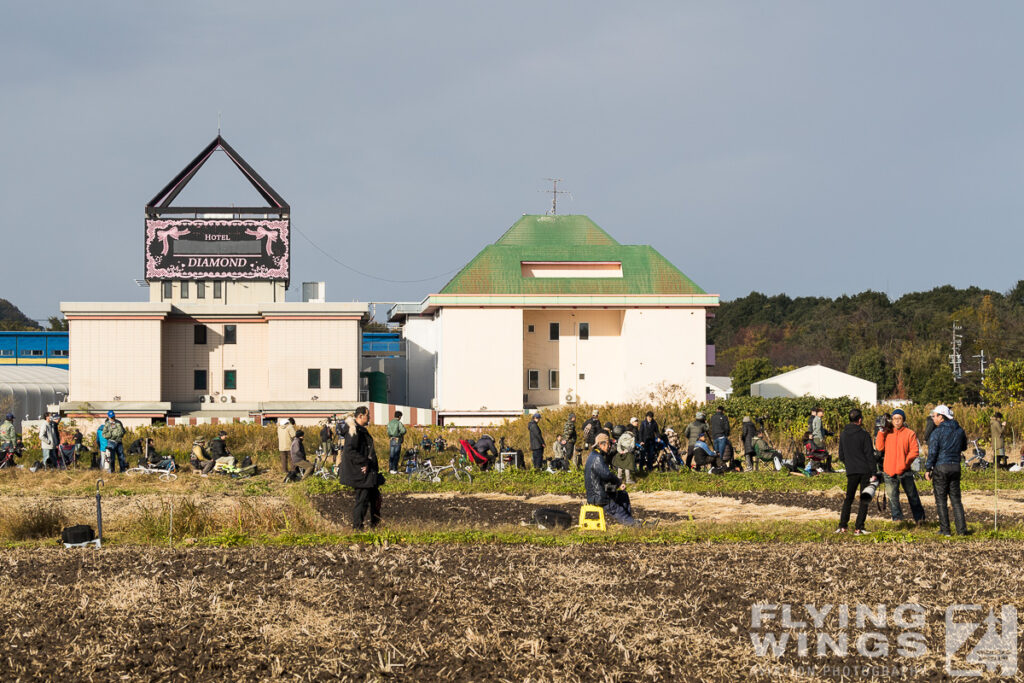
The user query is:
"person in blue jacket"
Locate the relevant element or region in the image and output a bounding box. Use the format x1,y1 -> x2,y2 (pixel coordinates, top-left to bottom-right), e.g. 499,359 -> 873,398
926,404 -> 969,536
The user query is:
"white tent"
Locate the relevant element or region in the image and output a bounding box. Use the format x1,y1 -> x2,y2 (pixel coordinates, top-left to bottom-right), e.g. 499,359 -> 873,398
750,364 -> 876,405
0,366 -> 69,430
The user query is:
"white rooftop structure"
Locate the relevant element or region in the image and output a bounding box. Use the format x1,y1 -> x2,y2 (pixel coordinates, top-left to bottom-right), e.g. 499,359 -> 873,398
750,364 -> 876,405
0,366 -> 69,427
706,375 -> 733,399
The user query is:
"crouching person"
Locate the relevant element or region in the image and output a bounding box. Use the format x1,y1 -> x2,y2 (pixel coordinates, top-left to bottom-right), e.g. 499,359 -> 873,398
190,439 -> 216,475
584,433 -> 638,526
207,431 -> 234,471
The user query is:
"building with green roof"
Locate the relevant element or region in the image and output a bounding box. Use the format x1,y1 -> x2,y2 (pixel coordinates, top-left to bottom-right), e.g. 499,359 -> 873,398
391,214 -> 718,424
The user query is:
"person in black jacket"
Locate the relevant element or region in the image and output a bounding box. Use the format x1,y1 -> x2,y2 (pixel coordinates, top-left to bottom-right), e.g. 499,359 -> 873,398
584,433 -> 637,526
340,406 -> 382,530
581,410 -> 601,448
709,406 -> 731,458
528,412 -> 545,470
637,411 -> 660,471
741,416 -> 758,470
836,409 -> 878,535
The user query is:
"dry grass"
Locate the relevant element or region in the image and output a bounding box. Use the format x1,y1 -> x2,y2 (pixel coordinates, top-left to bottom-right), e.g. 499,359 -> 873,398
0,501 -> 67,540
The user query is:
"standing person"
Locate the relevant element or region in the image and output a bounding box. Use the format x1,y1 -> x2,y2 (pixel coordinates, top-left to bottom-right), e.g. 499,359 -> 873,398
562,413 -> 579,469
811,407 -> 834,471
0,413 -> 16,449
287,430 -> 314,481
101,411 -> 127,473
638,411 -> 660,471
528,412 -> 545,470
709,406 -> 731,459
927,404 -> 969,536
990,412 -> 1007,467
741,416 -> 757,470
626,417 -> 640,439
875,408 -> 925,524
340,406 -> 382,530
386,411 -> 407,475
836,408 -> 877,535
683,412 -> 710,469
277,418 -> 296,475
584,433 -> 638,526
582,409 -> 601,449
39,414 -> 60,468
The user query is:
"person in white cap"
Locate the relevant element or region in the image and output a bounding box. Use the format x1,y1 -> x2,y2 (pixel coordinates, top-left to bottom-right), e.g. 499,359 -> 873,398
925,404 -> 969,536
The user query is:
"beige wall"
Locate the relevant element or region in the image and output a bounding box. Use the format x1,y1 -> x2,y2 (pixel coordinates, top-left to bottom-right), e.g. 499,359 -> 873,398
162,319 -> 270,404
436,308 -> 523,412
149,281 -> 286,304
266,318 -> 361,402
68,318 -> 163,402
620,308 -> 706,403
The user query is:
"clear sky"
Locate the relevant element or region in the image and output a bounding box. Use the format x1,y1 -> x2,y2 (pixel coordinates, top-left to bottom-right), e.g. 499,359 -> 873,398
3,2 -> 1023,323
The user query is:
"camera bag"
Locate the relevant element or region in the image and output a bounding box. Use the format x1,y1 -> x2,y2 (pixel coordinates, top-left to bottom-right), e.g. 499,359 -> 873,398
533,508 -> 573,530
61,524 -> 95,545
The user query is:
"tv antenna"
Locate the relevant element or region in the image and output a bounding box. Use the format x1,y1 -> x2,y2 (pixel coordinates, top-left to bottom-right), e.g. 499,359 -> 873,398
217,111 -> 222,136
541,178 -> 572,215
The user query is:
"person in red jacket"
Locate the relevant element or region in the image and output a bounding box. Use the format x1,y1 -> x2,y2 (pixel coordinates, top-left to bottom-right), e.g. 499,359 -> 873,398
874,408 -> 925,524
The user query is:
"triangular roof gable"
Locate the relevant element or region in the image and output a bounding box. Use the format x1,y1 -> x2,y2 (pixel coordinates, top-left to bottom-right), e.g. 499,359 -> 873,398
146,135 -> 289,215
439,214 -> 707,296
752,364 -> 875,388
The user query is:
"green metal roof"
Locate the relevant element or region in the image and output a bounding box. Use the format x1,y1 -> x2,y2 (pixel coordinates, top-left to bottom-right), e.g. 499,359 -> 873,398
439,215 -> 708,296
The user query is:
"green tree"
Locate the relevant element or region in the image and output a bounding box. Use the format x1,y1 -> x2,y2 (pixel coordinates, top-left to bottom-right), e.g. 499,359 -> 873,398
981,359 -> 1024,406
847,347 -> 895,399
47,316 -> 68,331
730,357 -> 775,397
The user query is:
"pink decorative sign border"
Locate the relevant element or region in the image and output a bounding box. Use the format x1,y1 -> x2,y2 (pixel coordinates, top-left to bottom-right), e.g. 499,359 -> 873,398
145,219 -> 289,280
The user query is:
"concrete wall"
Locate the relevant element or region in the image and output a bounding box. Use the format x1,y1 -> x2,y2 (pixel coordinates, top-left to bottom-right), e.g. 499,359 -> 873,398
68,318 -> 163,402
436,308 -> 523,412
267,318 -> 361,401
620,308 -> 706,403
402,315 -> 438,409
162,319 -> 270,404
149,281 -> 285,304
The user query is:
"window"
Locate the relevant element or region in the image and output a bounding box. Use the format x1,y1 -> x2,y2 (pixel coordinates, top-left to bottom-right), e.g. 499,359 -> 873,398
162,281 -> 173,299
213,281 -> 222,299
224,370 -> 237,390
308,368 -> 321,389
23,349 -> 43,357
194,325 -> 207,345
578,373 -> 585,380
224,325 -> 237,344
527,369 -> 539,390
180,281 -> 189,299
549,322 -> 559,341
52,349 -> 69,357
0,349 -> 13,357
527,324 -> 535,333
194,370 -> 207,391
329,368 -> 342,389
196,282 -> 206,299
579,322 -> 589,340
549,369 -> 560,390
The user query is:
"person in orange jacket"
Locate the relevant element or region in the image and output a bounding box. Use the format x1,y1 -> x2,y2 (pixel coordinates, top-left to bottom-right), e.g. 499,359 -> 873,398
874,408 -> 925,524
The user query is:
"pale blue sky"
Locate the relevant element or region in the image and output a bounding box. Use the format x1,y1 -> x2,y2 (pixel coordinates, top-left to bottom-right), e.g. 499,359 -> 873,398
3,2 -> 1023,322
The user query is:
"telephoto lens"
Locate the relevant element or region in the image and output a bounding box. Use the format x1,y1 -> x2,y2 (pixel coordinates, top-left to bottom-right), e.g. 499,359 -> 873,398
860,476 -> 879,502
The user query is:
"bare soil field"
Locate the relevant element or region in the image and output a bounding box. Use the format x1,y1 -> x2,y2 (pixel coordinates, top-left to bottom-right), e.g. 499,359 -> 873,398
1,543 -> 1021,681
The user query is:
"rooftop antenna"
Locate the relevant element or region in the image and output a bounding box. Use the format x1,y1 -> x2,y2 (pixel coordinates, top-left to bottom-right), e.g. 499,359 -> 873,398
541,178 -> 572,215
217,111 -> 222,136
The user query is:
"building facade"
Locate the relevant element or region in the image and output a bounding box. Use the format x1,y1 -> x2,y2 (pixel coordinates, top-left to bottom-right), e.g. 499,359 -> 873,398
0,332 -> 69,369
391,214 -> 719,424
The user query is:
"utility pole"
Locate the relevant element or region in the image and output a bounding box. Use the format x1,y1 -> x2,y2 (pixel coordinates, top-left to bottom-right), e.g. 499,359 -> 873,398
542,178 -> 571,215
949,321 -> 963,381
972,349 -> 986,379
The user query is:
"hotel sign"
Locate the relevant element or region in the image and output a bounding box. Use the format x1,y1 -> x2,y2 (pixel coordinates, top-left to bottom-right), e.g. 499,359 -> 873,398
144,218 -> 289,280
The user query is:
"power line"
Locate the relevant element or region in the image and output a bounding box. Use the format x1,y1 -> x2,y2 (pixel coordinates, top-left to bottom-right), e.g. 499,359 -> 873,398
294,227 -> 461,284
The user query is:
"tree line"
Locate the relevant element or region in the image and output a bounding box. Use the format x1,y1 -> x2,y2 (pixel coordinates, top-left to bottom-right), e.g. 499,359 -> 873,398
712,283 -> 1024,405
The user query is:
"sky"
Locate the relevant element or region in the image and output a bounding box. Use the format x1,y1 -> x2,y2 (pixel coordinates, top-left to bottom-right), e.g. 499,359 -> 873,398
3,2 -> 1024,323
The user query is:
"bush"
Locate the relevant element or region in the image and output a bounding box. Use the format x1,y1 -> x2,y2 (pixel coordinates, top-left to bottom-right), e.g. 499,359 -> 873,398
0,502 -> 68,541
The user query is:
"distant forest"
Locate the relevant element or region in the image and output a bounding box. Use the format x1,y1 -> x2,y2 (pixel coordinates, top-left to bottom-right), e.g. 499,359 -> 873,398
709,283 -> 1024,404
0,299 -> 64,331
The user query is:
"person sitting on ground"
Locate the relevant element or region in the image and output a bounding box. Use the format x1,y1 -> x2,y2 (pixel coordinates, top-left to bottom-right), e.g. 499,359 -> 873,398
190,439 -> 216,475
584,433 -> 638,526
145,440 -> 176,471
472,434 -> 498,470
287,430 -> 314,482
689,432 -> 720,471
207,431 -> 235,471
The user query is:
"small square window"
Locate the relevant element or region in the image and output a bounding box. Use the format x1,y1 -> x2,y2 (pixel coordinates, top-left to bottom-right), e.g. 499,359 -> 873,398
224,369 -> 237,390
549,322 -> 559,341
549,369 -> 560,390
180,281 -> 189,299
527,325 -> 535,333
53,349 -> 69,357
196,282 -> 206,299
224,325 -> 237,344
308,368 -> 321,389
162,281 -> 173,299
213,282 -> 223,299
579,322 -> 589,340
527,369 -> 539,390
194,370 -> 207,391
329,368 -> 342,389
579,373 -> 585,380
194,325 -> 207,345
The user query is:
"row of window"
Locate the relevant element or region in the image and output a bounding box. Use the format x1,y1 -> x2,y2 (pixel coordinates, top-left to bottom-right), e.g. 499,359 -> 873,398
0,349 -> 68,357
163,281 -> 224,299
193,368 -> 344,391
526,322 -> 590,341
194,325 -> 236,345
527,369 -> 559,390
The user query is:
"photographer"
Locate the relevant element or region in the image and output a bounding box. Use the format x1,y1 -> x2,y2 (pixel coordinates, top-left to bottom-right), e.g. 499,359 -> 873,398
926,405 -> 969,536
836,409 -> 877,535
875,409 -> 925,524
584,433 -> 638,526
741,416 -> 757,470
810,407 -> 834,470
